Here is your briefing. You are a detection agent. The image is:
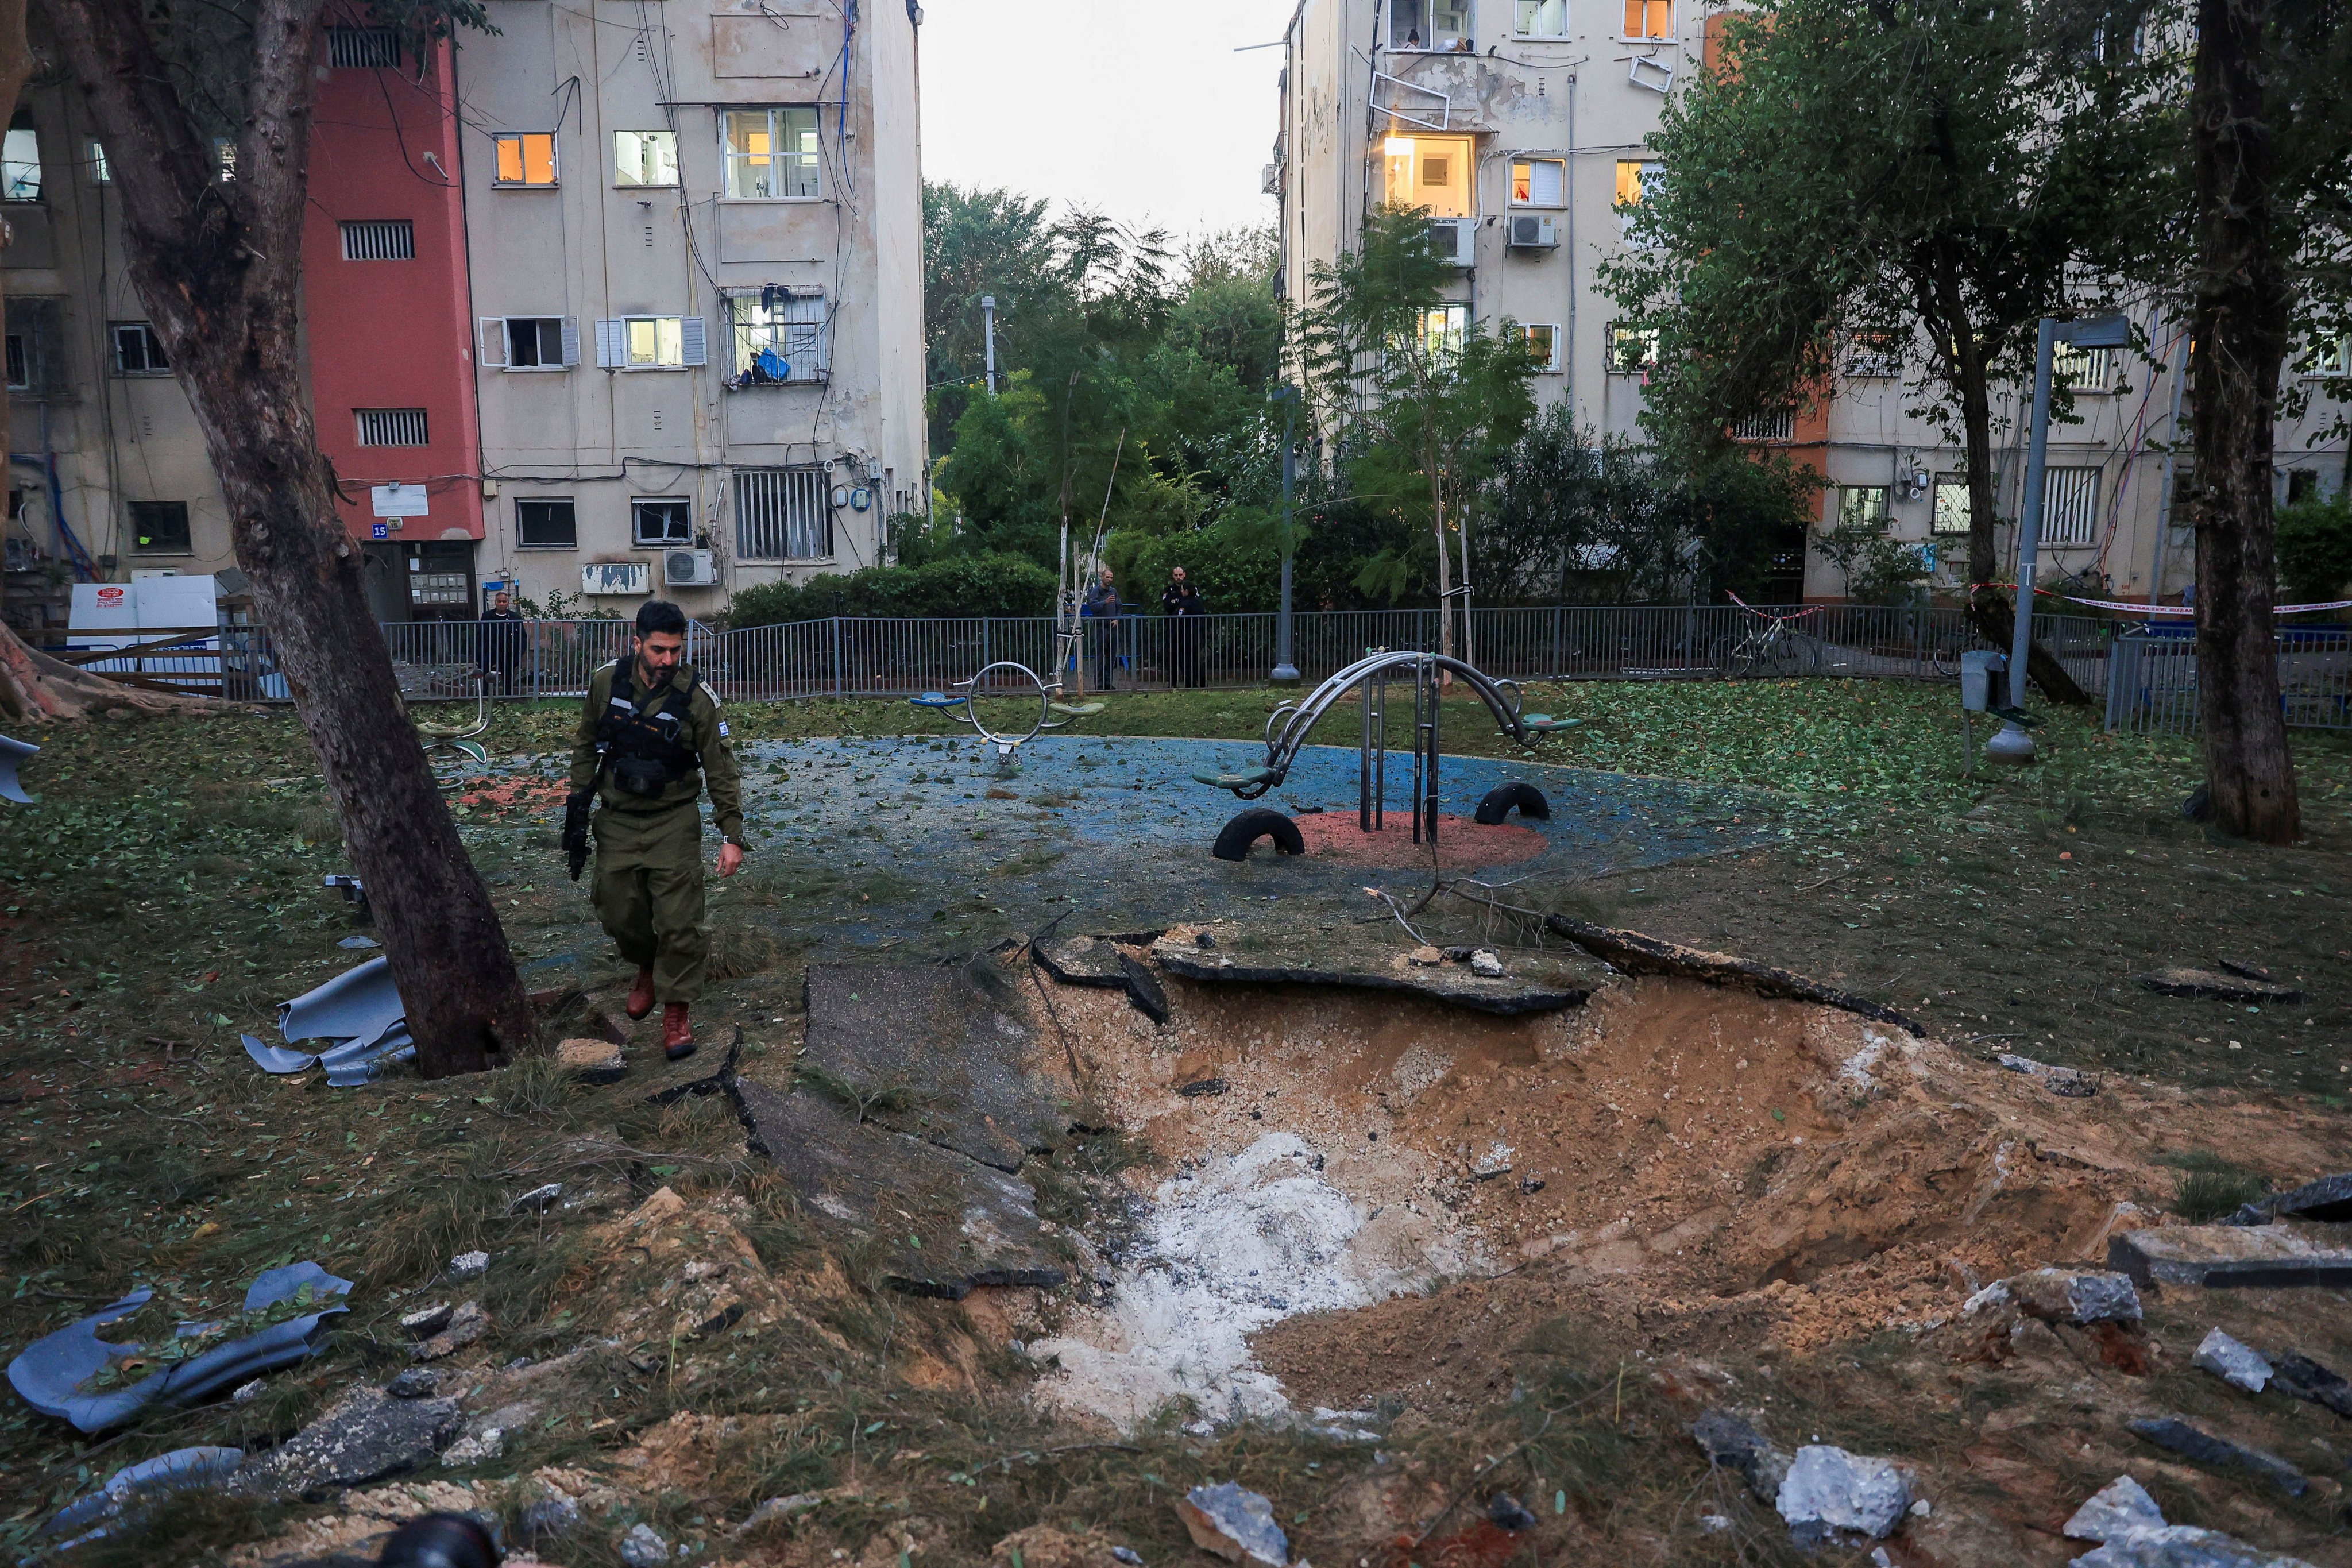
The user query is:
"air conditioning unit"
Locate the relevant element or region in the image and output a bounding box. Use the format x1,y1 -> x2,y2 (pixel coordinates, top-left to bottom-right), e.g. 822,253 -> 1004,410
1428,217 -> 1476,267
1507,215 -> 1559,250
664,548 -> 720,588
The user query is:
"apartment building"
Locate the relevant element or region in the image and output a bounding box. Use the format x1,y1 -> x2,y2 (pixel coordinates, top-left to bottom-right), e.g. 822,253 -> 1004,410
0,0 -> 926,635
1272,0 -> 2349,603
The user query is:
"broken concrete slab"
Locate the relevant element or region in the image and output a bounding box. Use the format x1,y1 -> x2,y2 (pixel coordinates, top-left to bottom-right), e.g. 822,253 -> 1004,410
2138,967 -> 2305,1005
2270,1353 -> 2352,1418
2070,1526 -> 2320,1567
1152,922 -> 1605,1017
2064,1476 -> 2166,1542
2000,1269 -> 2143,1325
232,1385 -> 463,1497
2193,1328 -> 2273,1392
1174,1481 -> 1287,1567
2108,1222 -> 2352,1289
1690,1408 -> 1792,1503
1775,1445 -> 1913,1544
2220,1171 -> 2352,1226
802,961 -> 1067,1172
2127,1416 -> 2308,1497
728,1077 -> 1067,1300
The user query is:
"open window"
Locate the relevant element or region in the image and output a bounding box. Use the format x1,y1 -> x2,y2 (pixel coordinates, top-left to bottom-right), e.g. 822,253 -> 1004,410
1391,0 -> 1473,50
6,298 -> 60,395
723,109 -> 819,200
479,316 -> 581,370
493,133 -> 558,187
594,316 -> 707,370
1410,303 -> 1468,363
615,130 -> 679,188
1510,158 -> 1565,207
1382,133 -> 1474,218
1624,0 -> 1672,38
1837,485 -> 1890,531
516,498 -> 578,549
111,323 -> 171,376
3,111 -> 40,202
728,288 -> 829,384
1514,0 -> 1566,36
1513,323 -> 1562,372
633,497 -> 694,547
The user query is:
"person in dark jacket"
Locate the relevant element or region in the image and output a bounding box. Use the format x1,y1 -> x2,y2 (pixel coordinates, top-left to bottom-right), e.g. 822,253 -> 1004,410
477,590 -> 525,695
1082,567 -> 1121,691
1161,566 -> 1206,688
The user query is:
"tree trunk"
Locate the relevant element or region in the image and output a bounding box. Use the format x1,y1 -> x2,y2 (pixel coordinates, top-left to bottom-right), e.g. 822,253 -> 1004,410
0,621 -> 219,720
2188,0 -> 2300,843
0,0 -> 30,480
49,0 -> 534,1073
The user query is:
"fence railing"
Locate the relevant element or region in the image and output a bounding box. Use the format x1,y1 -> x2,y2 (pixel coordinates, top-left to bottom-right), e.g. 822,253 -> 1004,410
2104,628 -> 2352,735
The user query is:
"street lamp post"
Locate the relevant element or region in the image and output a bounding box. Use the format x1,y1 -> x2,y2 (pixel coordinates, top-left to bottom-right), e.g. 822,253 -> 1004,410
1987,311 -> 2131,764
1270,386 -> 1300,684
980,295 -> 998,396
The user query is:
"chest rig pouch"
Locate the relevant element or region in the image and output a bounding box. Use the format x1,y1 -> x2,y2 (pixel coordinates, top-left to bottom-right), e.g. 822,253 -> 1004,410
596,663 -> 702,798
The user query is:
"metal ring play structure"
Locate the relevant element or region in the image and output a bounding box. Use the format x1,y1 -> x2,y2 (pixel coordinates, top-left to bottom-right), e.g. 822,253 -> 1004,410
1192,650 -> 1577,847
911,655 -> 1104,762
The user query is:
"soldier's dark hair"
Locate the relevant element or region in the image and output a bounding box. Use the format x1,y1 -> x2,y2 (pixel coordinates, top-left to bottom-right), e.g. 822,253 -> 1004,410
636,600 -> 689,638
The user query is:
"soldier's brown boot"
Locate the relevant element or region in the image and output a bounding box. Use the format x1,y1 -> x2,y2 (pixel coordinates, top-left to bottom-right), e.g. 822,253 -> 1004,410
662,1003 -> 695,1061
625,967 -> 656,1021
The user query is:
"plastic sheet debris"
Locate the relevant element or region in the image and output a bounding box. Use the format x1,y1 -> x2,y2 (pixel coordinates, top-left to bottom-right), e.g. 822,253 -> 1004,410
43,1445 -> 244,1549
0,733 -> 38,804
245,959 -> 415,1086
7,1261 -> 351,1433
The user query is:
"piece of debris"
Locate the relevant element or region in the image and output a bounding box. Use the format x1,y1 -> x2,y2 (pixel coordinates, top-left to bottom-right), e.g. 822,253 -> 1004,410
413,1301 -> 490,1362
380,1515 -> 500,1568
1690,1408 -> 1793,1503
2070,1525 -> 2321,1567
1118,952 -> 1171,1024
1113,1550 -> 1144,1566
1180,1076 -> 1230,1098
1408,945 -> 1445,966
1774,1444 -> 1913,1545
2220,1171 -> 2352,1226
1469,948 -> 1507,978
231,1384 -> 464,1496
2138,966 -> 2305,1005
557,1037 -> 627,1083
2063,1476 -> 2167,1542
43,1445 -> 243,1548
2217,959 -> 2276,983
1528,908 -> 1926,1033
620,1521 -> 674,1566
2193,1328 -> 2274,1392
509,1183 -> 565,1214
1175,1481 -> 1288,1568
520,1494 -> 583,1542
398,1301 -> 454,1339
278,953 -> 407,1045
1519,1176 -> 1546,1194
387,1367 -> 441,1400
6,1261 -> 350,1434
231,1378 -> 264,1404
1964,1268 -> 2142,1326
337,934 -> 380,949
2109,1223 -> 2352,1288
1034,934 -> 1129,986
2271,1352 -> 2352,1418
1995,1053 -> 2100,1096
1195,930 -> 1218,948
449,1250 -> 489,1281
1486,1492 -> 1539,1532
1471,1143 -> 1514,1180
735,1494 -> 825,1535
440,1426 -> 504,1466
2127,1415 -> 2308,1496
1153,925 -> 1602,1016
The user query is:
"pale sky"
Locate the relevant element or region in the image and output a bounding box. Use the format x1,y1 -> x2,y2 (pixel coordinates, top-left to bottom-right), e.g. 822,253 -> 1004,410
917,0 -> 1293,241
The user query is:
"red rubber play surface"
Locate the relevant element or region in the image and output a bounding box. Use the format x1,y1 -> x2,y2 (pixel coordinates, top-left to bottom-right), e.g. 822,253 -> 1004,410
1286,811 -> 1548,868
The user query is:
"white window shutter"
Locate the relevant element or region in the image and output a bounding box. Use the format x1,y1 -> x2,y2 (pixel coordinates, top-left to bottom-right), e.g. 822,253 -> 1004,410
594,318 -> 624,368
477,318 -> 507,368
679,316 -> 707,367
560,316 -> 581,368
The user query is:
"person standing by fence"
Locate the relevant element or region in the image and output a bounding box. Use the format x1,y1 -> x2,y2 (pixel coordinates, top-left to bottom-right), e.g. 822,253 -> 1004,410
1083,567 -> 1122,692
477,589 -> 525,696
1162,566 -> 1206,688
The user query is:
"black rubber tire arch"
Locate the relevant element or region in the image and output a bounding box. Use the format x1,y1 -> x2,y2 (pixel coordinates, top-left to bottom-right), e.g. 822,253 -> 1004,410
1212,807 -> 1306,862
1474,781 -> 1552,825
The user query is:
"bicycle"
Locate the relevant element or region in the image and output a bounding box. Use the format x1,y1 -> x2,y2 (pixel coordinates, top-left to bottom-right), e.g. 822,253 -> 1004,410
1707,613 -> 1824,678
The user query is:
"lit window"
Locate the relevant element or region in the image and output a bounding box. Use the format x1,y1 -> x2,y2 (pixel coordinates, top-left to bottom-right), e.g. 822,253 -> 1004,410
2305,335 -> 2351,377
1382,133 -> 1474,218
1415,303 -> 1469,362
1615,159 -> 1662,208
615,130 -> 679,188
628,317 -> 684,368
1515,0 -> 1566,35
1932,474 -> 1973,535
1837,485 -> 1890,530
3,115 -> 40,202
724,109 -> 819,200
1391,0 -> 1473,49
493,133 -> 558,187
1515,323 -> 1562,372
1624,0 -> 1672,38
111,323 -> 171,376
729,289 -> 829,383
1510,159 -> 1565,206
1609,323 -> 1658,373
634,497 -> 694,546
87,140 -> 109,184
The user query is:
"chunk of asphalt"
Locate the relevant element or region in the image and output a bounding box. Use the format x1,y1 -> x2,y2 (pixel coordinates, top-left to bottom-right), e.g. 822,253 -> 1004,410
1774,1445 -> 1913,1543
1033,934 -> 1129,987
413,1301 -> 490,1363
2221,1171 -> 2352,1226
386,1368 -> 442,1400
556,1037 -> 626,1084
2193,1328 -> 2274,1393
1690,1408 -> 1792,1503
231,1385 -> 463,1497
2063,1474 -> 2167,1542
1151,926 -> 1603,1017
397,1302 -> 454,1340
1995,1053 -> 2100,1096
2138,966 -> 2305,1005
1179,1077 -> 1230,1098
1174,1481 -> 1287,1567
2271,1352 -> 2352,1418
1118,952 -> 1171,1024
1996,1268 -> 2143,1325
508,1183 -> 563,1215
448,1250 -> 489,1281
2129,1416 -> 2309,1496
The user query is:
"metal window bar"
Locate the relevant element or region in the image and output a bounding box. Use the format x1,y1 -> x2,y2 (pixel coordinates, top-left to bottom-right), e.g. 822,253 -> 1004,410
339,220 -> 415,261
733,467 -> 830,561
355,407 -> 429,446
326,26 -> 401,67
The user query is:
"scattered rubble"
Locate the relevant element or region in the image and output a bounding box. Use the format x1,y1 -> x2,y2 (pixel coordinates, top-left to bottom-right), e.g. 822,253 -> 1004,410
387,1367 -> 442,1399
2060,1473 -> 2319,1567
619,1521 -> 674,1566
413,1301 -> 490,1362
1175,1481 -> 1288,1567
508,1182 -> 565,1214
987,1522 -> 1138,1567
233,1385 -> 464,1496
2127,1415 -> 2309,1496
1996,1052 -> 2100,1096
399,1301 -> 454,1339
1774,1444 -> 1913,1546
2192,1327 -> 2273,1392
449,1250 -> 489,1280
1969,1268 -> 2142,1325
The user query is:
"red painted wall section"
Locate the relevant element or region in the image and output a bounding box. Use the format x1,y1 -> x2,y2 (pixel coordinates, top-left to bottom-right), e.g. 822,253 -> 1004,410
302,32 -> 482,543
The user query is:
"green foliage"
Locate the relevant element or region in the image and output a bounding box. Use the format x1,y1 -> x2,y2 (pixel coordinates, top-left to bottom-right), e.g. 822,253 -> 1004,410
1104,515 -> 1283,614
2276,488 -> 2352,604
1815,524 -> 1935,605
721,553 -> 1055,627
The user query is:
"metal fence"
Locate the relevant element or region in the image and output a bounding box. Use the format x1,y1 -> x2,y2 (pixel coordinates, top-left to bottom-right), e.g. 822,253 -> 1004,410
2104,628 -> 2352,735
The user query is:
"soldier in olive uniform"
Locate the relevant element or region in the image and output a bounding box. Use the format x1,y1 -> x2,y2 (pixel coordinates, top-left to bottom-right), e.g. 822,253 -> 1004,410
563,600 -> 745,1059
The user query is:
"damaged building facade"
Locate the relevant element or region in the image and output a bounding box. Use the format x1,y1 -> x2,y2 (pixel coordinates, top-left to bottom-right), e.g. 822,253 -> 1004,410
1,0 -> 925,635
1270,0 -> 2350,603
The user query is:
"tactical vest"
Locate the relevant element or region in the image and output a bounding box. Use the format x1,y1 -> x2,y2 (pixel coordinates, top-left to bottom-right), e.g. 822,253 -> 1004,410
596,662 -> 702,798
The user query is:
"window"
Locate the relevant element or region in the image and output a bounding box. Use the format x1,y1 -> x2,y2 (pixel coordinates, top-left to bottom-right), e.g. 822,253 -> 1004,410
111,323 -> 170,376
486,316 -> 578,370
724,109 -> 819,200
1837,485 -> 1890,530
615,130 -> 679,187
516,498 -> 578,549
493,133 -> 558,187
1932,473 -> 1973,534
1624,0 -> 1672,37
339,219 -> 415,261
593,316 -> 706,370
1411,303 -> 1469,363
1729,410 -> 1793,441
1391,0 -> 1473,48
1609,323 -> 1658,373
2285,469 -> 2320,507
1382,133 -> 1474,218
634,497 -> 693,547
728,289 -> 829,383
2040,465 -> 2099,545
2307,334 -> 2351,377
1847,334 -> 1901,379
6,298 -> 56,395
735,467 -> 831,560
214,138 -> 237,183
1515,0 -> 1566,35
326,26 -> 401,67
87,140 -> 109,184
2169,467 -> 2196,527
130,500 -> 191,554
2053,344 -> 2112,391
356,408 -> 430,447
1615,159 -> 1662,210
1510,158 -> 1565,207
3,113 -> 39,202
1514,323 -> 1562,372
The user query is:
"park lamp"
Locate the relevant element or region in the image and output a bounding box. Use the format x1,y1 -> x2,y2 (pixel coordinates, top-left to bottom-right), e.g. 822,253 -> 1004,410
1986,311 -> 2130,765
